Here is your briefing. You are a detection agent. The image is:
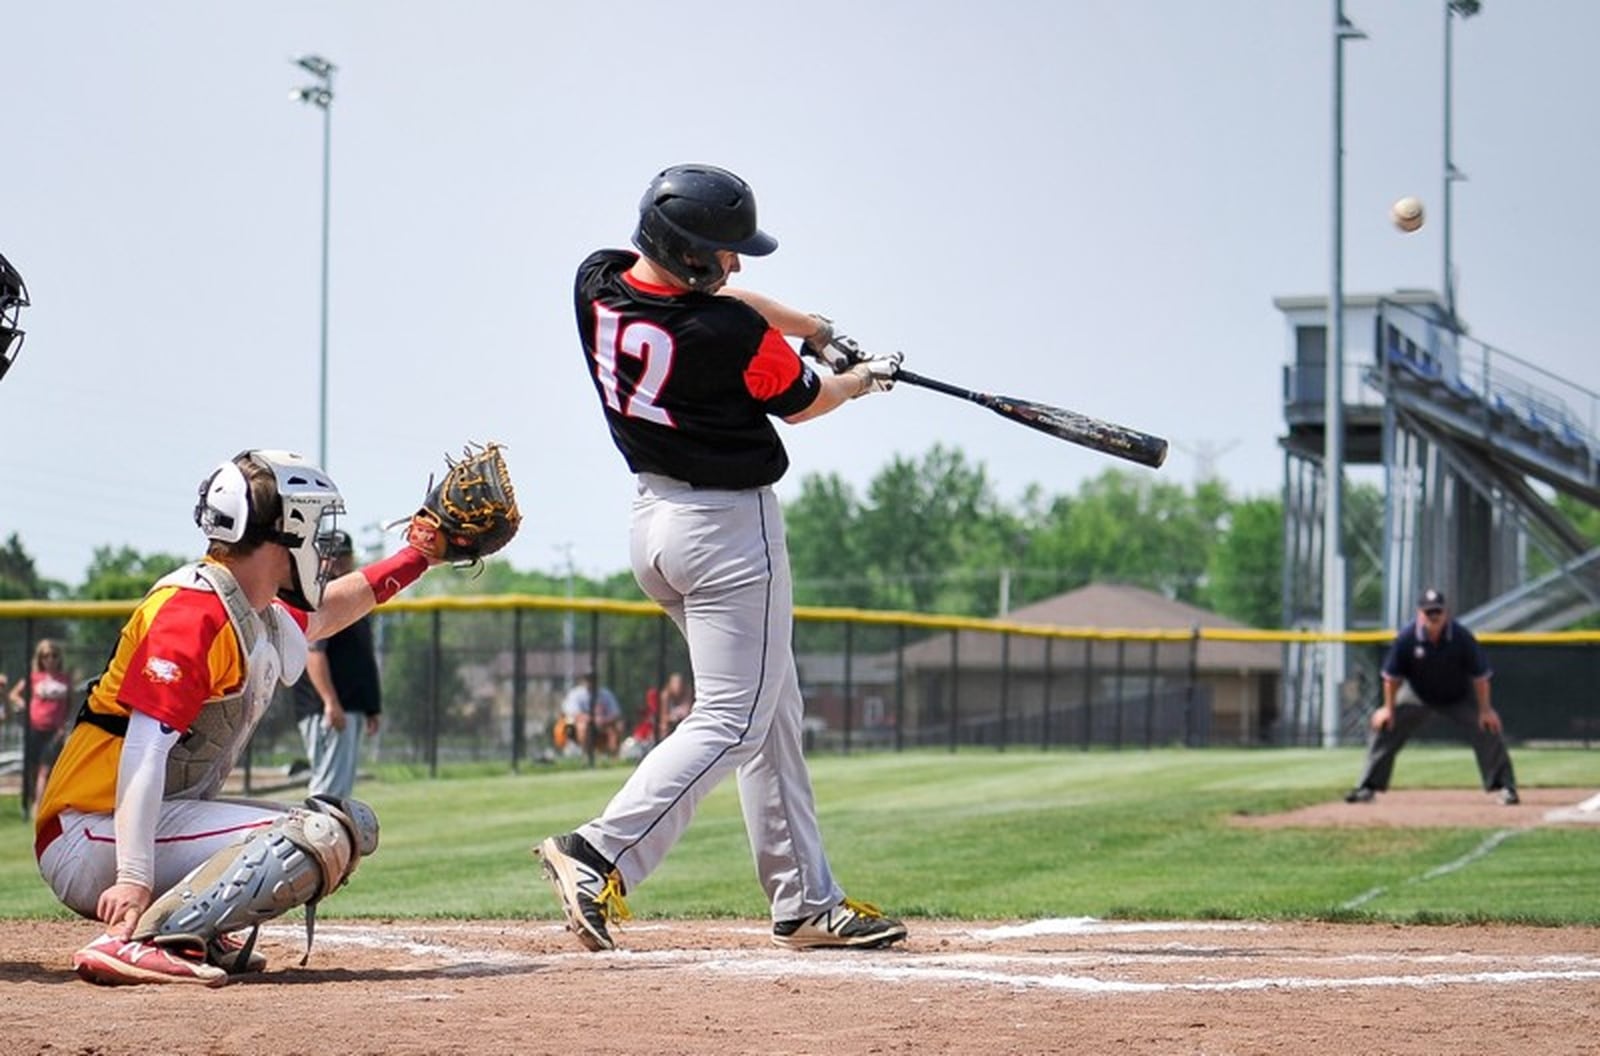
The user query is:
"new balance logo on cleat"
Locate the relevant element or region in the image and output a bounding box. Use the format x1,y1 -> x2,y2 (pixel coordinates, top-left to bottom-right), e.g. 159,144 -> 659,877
535,833 -> 631,952
772,898 -> 908,950
72,934 -> 230,987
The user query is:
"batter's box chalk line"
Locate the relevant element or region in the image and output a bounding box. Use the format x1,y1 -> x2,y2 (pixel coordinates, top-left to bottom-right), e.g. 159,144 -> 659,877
265,921 -> 1600,997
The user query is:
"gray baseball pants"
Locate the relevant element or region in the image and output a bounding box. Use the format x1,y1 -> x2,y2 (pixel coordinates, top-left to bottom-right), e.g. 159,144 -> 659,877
1354,691 -> 1517,792
299,712 -> 363,800
577,473 -> 844,922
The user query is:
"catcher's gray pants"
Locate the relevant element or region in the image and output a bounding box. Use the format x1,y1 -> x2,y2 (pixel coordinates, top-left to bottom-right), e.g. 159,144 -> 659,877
1354,691 -> 1517,793
299,713 -> 363,800
38,801 -> 281,919
578,474 -> 844,922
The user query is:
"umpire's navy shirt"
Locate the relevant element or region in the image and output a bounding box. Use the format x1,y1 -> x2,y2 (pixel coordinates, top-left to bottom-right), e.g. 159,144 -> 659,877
1381,618 -> 1491,705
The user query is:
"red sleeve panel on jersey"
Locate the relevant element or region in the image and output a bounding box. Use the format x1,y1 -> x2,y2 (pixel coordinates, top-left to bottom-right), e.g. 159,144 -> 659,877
745,328 -> 823,416
118,591 -> 234,733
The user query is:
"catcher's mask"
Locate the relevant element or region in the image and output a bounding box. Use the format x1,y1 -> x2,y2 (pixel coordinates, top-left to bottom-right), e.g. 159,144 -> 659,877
632,164 -> 777,291
0,252 -> 29,384
195,450 -> 345,610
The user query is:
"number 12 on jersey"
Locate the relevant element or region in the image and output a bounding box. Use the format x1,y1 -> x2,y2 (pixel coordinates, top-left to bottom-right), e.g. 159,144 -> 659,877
593,305 -> 675,427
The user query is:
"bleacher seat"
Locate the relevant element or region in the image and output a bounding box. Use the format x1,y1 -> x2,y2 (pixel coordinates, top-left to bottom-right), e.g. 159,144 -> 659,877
1555,422 -> 1589,453
1443,375 -> 1477,403
1387,348 -> 1441,384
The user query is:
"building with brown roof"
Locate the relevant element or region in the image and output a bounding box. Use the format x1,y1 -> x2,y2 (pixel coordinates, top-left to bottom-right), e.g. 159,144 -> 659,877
887,583 -> 1283,747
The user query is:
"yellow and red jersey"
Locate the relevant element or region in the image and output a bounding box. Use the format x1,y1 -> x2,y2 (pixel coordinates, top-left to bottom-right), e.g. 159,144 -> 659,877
35,578 -> 307,836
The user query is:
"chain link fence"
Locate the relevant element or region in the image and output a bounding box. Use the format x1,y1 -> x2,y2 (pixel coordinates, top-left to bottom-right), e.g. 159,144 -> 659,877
3,597 -> 1596,812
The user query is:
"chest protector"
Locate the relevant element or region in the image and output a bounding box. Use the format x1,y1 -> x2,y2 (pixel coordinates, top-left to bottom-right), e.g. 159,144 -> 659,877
153,563 -> 308,800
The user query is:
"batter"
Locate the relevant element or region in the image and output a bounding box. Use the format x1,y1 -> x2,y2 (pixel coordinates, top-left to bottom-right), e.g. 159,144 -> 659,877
537,163 -> 907,952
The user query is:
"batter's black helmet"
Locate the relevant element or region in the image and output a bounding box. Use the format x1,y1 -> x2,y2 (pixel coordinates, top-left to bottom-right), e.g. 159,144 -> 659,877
632,164 -> 777,290
0,252 -> 28,384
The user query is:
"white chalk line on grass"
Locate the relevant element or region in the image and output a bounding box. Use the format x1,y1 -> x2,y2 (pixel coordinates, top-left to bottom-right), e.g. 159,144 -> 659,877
1341,827 -> 1522,910
286,922 -> 1600,997
1343,788 -> 1600,908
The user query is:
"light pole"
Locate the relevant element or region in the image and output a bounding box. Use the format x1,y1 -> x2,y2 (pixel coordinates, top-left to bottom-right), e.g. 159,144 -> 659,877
1443,1 -> 1480,331
291,54 -> 336,470
1324,2 -> 1366,748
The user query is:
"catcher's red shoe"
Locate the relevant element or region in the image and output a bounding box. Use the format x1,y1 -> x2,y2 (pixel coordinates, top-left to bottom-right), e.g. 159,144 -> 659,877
72,934 -> 229,987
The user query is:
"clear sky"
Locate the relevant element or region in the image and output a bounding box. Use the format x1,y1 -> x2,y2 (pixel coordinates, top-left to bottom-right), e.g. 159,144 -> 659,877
4,1 -> 1596,586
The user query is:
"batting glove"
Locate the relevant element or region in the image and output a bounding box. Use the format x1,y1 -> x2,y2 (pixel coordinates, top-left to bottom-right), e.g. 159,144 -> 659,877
803,314 -> 867,374
848,351 -> 903,397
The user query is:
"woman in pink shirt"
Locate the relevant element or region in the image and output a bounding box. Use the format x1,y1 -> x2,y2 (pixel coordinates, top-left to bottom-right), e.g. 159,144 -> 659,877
11,638 -> 72,814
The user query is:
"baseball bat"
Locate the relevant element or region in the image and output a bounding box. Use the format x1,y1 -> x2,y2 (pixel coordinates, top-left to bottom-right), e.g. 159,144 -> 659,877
894,369 -> 1169,469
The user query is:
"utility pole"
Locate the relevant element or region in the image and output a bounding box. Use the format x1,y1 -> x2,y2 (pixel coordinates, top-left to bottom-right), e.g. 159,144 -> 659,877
1324,2 -> 1366,747
290,54 -> 336,469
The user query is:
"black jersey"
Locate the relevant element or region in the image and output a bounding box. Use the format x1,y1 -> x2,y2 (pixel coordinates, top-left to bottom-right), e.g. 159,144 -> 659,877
575,250 -> 822,489
291,614 -> 381,720
1381,618 -> 1491,705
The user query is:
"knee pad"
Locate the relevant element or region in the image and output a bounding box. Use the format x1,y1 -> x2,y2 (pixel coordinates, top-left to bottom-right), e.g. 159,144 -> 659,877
132,796 -> 380,962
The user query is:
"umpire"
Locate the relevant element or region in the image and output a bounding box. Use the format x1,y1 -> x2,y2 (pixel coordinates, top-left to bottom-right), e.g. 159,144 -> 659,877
293,530 -> 382,799
1345,588 -> 1519,805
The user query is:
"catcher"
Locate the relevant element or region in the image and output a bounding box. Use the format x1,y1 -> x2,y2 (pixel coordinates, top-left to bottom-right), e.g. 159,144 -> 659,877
35,444 -> 519,986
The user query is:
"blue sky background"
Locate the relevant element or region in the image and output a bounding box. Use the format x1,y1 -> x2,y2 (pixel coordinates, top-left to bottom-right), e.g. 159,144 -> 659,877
3,2 -> 1596,585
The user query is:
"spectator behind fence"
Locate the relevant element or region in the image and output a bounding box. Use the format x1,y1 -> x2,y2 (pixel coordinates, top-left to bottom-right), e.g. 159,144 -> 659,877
10,639 -> 73,817
622,673 -> 692,761
659,671 -> 692,735
559,673 -> 624,757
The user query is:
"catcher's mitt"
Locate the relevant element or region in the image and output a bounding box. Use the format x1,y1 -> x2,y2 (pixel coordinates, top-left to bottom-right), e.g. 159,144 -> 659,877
407,442 -> 522,564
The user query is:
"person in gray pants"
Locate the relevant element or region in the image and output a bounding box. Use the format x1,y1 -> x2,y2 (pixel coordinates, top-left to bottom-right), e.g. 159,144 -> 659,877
1345,588 -> 1518,805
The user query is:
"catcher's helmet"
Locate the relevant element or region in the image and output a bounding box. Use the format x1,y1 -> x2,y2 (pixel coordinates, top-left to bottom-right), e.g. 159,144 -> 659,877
632,164 -> 777,290
195,450 -> 345,610
0,252 -> 29,384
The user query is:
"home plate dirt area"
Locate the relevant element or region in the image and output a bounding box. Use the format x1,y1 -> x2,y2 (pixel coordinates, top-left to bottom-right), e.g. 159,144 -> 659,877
3,790 -> 1597,1056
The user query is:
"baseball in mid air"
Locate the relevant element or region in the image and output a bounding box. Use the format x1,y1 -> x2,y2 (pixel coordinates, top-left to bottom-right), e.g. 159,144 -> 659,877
1391,196 -> 1425,233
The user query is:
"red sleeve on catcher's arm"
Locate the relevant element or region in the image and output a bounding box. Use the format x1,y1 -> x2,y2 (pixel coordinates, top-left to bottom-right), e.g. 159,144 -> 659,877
362,547 -> 431,605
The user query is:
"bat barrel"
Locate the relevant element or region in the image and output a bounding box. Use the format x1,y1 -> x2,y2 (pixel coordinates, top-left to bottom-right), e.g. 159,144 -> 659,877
895,368 -> 1168,470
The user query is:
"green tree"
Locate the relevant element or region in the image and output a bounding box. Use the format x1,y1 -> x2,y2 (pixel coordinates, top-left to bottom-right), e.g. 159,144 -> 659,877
787,453 -> 1254,618
0,534 -> 58,672
1019,469 -> 1224,604
1342,481 -> 1387,623
63,546 -> 188,665
77,546 -> 190,600
786,473 -> 869,608
1553,493 -> 1600,545
1205,495 -> 1284,627
1551,494 -> 1600,629
856,445 -> 1017,615
0,533 -> 49,601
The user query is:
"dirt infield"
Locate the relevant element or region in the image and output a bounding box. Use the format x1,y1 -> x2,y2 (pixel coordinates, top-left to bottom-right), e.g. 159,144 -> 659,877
1231,785 -> 1600,830
6,789 -> 1597,1056
4,917 -> 1599,1055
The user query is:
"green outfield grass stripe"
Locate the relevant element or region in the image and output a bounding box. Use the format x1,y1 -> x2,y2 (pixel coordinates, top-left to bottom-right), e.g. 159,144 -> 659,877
3,748 -> 1595,925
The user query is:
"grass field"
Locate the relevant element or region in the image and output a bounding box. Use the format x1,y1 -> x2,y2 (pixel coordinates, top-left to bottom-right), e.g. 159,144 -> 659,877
3,746 -> 1595,925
